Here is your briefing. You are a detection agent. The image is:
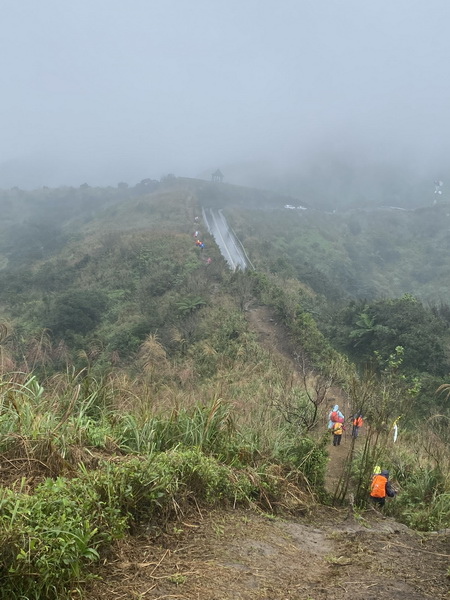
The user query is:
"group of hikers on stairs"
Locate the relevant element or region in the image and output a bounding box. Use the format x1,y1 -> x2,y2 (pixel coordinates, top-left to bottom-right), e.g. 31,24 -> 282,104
327,401 -> 397,508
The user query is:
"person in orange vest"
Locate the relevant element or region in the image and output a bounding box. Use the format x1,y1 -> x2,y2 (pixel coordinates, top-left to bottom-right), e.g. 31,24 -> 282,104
370,470 -> 396,507
351,413 -> 364,438
331,421 -> 344,446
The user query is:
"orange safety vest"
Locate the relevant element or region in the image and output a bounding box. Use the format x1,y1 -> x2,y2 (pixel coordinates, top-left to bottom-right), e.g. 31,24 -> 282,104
370,474 -> 387,498
332,422 -> 343,435
353,417 -> 363,427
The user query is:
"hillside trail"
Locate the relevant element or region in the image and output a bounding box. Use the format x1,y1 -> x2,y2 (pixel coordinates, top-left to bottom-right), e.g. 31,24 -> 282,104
246,304 -> 352,496
85,304 -> 450,600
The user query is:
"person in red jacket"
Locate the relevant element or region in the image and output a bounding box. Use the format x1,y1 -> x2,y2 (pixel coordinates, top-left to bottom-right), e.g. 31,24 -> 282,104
370,470 -> 396,507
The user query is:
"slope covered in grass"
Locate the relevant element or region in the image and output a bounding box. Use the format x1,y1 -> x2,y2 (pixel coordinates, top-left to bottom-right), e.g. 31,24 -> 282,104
226,202 -> 450,302
0,177 -> 448,599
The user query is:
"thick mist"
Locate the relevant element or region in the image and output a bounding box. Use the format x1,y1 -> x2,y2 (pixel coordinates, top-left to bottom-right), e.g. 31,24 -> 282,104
2,0 -> 450,200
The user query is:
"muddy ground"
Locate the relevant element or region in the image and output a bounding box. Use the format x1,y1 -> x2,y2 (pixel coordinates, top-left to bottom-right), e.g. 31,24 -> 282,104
85,306 -> 449,599
86,506 -> 449,599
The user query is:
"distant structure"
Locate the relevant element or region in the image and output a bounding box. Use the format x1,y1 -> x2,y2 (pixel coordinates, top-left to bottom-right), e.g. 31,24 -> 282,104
434,180 -> 443,195
212,169 -> 224,183
433,180 -> 444,205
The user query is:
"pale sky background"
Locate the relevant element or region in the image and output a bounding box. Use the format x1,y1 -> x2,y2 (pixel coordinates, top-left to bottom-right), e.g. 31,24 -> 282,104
2,0 -> 450,188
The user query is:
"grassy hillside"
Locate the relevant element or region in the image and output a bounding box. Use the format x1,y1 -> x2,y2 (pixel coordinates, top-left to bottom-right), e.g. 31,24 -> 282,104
0,184 -> 226,367
0,178 -> 448,598
225,201 -> 450,398
224,202 -> 450,302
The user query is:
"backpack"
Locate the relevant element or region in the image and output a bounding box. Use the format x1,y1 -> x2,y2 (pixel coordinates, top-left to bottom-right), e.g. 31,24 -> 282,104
332,422 -> 343,435
330,411 -> 338,422
371,474 -> 387,498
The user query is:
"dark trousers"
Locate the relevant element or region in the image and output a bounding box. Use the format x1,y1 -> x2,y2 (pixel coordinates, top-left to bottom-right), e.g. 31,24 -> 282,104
371,496 -> 386,507
333,434 -> 342,446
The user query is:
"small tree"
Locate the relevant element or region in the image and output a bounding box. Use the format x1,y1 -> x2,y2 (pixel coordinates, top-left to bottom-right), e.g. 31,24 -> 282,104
274,352 -> 340,432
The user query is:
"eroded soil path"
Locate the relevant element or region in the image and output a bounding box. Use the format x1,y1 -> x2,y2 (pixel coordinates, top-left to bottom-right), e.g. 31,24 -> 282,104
85,305 -> 449,599
246,304 -> 352,495
87,506 -> 449,599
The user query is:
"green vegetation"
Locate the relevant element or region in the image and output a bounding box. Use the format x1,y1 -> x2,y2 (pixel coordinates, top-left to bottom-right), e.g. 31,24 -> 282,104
227,201 -> 450,302
0,178 -> 448,597
0,448 -> 304,599
330,294 -> 449,376
0,368 -> 327,599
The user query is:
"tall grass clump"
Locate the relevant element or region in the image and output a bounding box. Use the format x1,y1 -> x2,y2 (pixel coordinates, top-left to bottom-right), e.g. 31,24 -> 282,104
275,430 -> 328,493
347,426 -> 450,531
390,469 -> 450,531
115,397 -> 236,458
0,371 -> 120,468
384,429 -> 450,531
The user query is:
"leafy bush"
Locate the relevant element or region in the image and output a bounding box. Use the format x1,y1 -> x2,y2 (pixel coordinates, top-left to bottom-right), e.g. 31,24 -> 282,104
331,295 -> 449,376
46,290 -> 109,336
0,477 -> 125,600
0,447 -> 304,598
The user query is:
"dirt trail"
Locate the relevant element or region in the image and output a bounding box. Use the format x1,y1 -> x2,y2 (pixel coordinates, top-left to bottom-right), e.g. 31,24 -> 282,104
85,305 -> 450,599
87,506 -> 449,599
246,305 -> 301,372
247,305 -> 352,495
324,432 -> 350,494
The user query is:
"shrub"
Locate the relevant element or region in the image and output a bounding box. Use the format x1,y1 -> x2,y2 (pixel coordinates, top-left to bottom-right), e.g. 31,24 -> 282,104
46,290 -> 108,336
0,477 -> 125,600
276,433 -> 328,490
388,467 -> 450,531
0,447 -> 304,598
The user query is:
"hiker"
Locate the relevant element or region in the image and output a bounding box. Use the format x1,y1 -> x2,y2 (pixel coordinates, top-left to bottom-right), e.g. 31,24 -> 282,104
370,469 -> 396,507
352,413 -> 364,438
331,421 -> 344,446
328,403 -> 344,429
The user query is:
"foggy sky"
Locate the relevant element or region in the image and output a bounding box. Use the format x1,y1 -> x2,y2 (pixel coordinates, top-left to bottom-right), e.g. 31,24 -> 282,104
2,0 -> 450,188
